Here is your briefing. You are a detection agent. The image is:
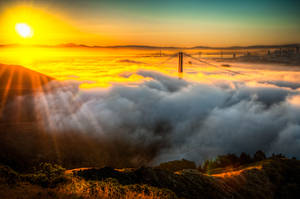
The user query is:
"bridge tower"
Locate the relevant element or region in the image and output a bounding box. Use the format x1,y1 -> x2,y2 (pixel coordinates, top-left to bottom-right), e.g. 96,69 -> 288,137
178,52 -> 183,73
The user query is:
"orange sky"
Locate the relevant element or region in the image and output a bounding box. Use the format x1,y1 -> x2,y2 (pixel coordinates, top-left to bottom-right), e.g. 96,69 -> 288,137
0,1 -> 300,47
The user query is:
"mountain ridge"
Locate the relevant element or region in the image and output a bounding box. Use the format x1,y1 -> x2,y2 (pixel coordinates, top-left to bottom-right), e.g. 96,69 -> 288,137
1,43 -> 299,50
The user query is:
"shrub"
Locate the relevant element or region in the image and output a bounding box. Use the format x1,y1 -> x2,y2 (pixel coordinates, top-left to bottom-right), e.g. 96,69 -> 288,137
201,153 -> 241,172
156,159 -> 196,172
240,152 -> 252,165
21,163 -> 68,187
201,151 -> 270,173
253,150 -> 266,162
0,165 -> 19,184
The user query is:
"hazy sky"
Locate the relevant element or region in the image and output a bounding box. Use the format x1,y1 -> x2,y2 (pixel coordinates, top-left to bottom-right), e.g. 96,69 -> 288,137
1,0 -> 300,46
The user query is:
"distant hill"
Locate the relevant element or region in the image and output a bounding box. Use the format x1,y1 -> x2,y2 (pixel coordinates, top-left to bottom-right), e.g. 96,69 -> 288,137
1,43 -> 299,50
37,43 -> 300,50
191,44 -> 300,50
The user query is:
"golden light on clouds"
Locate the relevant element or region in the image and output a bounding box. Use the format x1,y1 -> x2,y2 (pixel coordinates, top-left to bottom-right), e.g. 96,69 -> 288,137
288,95 -> 300,107
1,46 -> 300,90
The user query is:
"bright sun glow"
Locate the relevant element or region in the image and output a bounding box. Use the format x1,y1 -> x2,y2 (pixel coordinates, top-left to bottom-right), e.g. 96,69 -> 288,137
15,23 -> 33,38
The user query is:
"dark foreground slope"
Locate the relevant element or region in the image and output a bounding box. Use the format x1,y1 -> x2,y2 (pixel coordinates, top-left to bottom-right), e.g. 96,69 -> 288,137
0,158 -> 299,199
73,158 -> 300,199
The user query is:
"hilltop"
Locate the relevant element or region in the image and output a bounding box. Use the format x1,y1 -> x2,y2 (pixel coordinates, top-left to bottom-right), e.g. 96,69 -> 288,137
0,64 -> 54,123
0,63 -> 53,102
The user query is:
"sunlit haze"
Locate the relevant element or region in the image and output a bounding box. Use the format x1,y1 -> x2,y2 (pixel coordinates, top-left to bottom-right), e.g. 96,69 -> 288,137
15,23 -> 33,38
0,0 -> 300,46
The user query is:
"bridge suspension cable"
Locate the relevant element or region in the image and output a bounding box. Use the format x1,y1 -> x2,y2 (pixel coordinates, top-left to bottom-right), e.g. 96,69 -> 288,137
145,53 -> 178,68
143,51 -> 243,75
183,52 -> 242,75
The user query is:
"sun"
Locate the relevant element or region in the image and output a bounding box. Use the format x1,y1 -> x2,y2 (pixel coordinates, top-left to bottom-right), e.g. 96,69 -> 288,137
15,23 -> 33,38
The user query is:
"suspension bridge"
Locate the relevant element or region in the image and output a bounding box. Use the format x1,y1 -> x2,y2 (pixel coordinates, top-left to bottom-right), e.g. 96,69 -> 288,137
150,51 -> 242,75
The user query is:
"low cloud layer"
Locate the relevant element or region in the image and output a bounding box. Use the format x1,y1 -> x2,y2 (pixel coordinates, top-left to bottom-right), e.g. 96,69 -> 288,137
2,70 -> 300,168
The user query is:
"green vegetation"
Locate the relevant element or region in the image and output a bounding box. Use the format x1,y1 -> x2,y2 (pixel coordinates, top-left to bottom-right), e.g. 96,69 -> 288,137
0,162 -> 68,188
201,150 -> 269,173
21,163 -> 68,188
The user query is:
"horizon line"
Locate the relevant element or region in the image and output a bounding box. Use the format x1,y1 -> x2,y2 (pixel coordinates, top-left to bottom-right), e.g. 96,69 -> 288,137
1,43 -> 299,50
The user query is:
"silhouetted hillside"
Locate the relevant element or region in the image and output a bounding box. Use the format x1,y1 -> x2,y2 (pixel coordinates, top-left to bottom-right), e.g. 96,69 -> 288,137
0,64 -> 54,122
0,63 -> 53,94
